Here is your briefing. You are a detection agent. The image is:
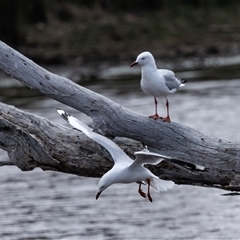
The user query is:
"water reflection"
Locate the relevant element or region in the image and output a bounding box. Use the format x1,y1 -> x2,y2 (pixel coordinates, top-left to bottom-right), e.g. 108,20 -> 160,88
0,67 -> 240,239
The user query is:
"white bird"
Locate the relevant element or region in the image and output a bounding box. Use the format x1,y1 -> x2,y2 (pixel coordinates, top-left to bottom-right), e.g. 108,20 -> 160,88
130,51 -> 186,122
57,109 -> 174,202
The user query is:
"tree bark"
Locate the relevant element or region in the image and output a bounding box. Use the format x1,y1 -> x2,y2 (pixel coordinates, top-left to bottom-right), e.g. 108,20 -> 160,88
0,40 -> 240,192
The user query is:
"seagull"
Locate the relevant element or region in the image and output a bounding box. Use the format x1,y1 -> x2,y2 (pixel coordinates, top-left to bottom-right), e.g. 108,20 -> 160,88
57,109 -> 174,202
130,51 -> 186,122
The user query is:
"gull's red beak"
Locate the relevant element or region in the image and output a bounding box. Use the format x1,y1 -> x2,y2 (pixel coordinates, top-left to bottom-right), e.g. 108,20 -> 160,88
130,61 -> 138,67
96,191 -> 102,200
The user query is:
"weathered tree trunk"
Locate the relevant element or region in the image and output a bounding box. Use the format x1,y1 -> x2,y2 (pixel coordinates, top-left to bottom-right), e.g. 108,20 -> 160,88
0,40 -> 240,192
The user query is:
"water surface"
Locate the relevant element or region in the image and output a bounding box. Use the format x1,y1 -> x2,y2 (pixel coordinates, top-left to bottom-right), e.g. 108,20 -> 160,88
0,66 -> 240,240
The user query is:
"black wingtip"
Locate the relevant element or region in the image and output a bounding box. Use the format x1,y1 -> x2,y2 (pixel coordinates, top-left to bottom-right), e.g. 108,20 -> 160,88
56,109 -> 70,123
177,77 -> 187,84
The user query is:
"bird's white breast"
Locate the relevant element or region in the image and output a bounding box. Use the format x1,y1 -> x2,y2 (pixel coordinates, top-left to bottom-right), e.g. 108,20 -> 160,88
112,165 -> 155,184
140,67 -> 171,97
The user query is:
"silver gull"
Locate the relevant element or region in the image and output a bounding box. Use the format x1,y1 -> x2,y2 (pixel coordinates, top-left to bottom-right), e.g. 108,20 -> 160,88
130,51 -> 186,122
57,109 -> 174,202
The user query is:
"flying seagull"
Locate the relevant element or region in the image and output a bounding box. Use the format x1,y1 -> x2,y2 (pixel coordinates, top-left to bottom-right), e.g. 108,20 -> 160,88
130,51 -> 186,122
57,109 -> 174,202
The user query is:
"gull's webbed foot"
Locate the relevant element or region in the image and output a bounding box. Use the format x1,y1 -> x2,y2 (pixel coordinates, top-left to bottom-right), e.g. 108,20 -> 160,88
162,116 -> 171,122
149,114 -> 162,120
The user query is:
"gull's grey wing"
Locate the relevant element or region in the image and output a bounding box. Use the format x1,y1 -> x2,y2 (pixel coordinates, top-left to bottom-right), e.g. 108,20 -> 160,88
158,69 -> 182,91
129,150 -> 172,169
57,109 -> 131,164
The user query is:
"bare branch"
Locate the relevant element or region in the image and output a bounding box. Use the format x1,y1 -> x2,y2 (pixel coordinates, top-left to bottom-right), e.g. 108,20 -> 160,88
0,40 -> 240,191
0,161 -> 15,166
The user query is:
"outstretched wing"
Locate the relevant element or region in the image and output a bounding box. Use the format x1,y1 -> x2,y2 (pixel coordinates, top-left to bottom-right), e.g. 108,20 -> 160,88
57,109 -> 131,164
131,150 -> 172,167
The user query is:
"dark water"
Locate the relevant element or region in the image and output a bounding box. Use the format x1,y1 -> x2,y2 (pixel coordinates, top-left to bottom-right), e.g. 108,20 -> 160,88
1,66 -> 240,240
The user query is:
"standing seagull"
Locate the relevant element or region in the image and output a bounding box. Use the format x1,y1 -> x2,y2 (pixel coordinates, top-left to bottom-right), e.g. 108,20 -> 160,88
57,109 -> 174,202
130,51 -> 186,122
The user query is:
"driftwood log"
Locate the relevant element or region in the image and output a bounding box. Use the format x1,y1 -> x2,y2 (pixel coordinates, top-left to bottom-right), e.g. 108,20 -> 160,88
0,40 -> 240,192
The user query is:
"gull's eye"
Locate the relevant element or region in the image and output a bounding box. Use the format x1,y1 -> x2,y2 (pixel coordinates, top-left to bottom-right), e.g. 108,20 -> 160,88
141,57 -> 145,60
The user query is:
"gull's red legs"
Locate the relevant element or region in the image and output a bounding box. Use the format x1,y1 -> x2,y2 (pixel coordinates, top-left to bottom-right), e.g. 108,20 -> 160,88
149,97 -> 162,120
162,97 -> 171,122
149,97 -> 171,122
146,179 -> 153,202
138,182 -> 147,198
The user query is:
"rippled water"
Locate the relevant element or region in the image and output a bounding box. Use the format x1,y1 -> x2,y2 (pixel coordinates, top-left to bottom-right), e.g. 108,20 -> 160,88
1,67 -> 240,240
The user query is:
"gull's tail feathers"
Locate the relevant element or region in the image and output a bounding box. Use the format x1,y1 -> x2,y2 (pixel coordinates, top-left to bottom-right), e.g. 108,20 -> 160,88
177,77 -> 187,88
56,109 -> 93,135
150,178 -> 174,192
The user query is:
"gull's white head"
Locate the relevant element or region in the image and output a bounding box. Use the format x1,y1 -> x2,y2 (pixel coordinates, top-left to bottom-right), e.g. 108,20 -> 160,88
96,172 -> 115,200
130,51 -> 155,67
